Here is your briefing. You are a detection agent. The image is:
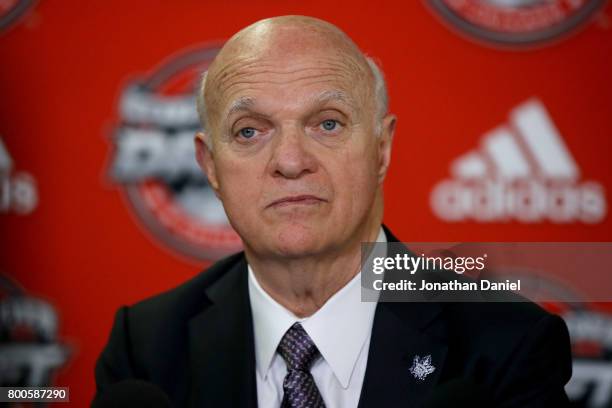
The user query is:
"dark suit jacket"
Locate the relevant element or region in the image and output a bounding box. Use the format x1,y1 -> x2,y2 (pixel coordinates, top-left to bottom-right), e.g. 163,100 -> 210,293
94,227 -> 572,407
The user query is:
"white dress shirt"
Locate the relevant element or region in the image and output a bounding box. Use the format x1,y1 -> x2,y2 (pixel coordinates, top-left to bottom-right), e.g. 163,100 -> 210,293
248,227 -> 386,408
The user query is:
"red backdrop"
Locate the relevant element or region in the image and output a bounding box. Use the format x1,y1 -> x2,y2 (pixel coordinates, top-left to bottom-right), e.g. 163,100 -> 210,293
1,1 -> 611,406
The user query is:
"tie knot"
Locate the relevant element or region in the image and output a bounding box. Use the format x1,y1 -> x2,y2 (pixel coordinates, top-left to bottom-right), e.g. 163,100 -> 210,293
277,322 -> 320,372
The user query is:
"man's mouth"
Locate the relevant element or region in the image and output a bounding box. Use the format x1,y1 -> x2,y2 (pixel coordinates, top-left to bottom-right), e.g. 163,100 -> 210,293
267,195 -> 326,208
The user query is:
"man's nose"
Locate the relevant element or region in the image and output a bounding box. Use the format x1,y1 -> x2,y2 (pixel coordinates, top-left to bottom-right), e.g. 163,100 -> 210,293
269,126 -> 318,179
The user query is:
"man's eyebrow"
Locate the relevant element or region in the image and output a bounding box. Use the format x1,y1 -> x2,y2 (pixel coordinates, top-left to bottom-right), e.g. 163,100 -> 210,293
227,97 -> 256,116
310,90 -> 357,112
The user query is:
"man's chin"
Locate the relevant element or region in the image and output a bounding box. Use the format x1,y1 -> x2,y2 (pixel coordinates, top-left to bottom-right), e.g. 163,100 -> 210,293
240,220 -> 348,259
262,224 -> 331,259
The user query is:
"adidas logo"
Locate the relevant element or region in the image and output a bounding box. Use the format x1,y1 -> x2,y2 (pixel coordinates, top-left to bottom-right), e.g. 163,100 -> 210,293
430,99 -> 607,224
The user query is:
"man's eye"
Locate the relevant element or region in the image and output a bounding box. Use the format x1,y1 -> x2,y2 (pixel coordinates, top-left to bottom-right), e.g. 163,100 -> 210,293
320,120 -> 339,131
238,127 -> 257,138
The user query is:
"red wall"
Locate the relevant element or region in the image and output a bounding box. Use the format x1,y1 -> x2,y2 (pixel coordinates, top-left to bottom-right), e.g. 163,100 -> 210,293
1,1 -> 611,406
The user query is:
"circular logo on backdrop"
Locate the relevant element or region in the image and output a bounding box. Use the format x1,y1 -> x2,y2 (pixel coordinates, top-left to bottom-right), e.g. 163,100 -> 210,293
0,274 -> 71,387
428,0 -> 606,46
108,45 -> 243,262
0,0 -> 35,32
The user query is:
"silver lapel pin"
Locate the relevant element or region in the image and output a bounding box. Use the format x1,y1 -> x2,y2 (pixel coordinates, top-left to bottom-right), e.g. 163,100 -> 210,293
409,354 -> 436,381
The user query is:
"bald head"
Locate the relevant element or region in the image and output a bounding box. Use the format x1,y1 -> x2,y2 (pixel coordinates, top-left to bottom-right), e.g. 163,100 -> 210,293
196,16 -> 388,144
216,16 -> 361,61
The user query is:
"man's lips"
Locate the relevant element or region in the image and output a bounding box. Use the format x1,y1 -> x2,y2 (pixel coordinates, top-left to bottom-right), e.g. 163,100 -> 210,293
267,195 -> 326,208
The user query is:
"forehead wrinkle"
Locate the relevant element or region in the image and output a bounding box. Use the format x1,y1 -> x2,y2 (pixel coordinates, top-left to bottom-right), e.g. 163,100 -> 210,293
220,80 -> 356,119
214,57 -> 263,84
224,72 -> 354,90
217,69 -> 358,107
217,65 -> 355,92
213,53 -> 367,92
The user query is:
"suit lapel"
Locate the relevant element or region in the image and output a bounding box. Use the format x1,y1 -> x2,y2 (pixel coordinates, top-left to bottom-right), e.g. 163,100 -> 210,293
187,256 -> 258,408
358,302 -> 448,408
357,226 -> 449,408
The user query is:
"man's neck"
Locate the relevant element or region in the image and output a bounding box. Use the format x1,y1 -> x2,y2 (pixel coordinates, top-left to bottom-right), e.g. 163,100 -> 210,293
245,221 -> 382,318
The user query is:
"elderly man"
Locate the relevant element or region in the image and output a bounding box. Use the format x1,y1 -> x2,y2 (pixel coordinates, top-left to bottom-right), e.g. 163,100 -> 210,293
95,16 -> 572,407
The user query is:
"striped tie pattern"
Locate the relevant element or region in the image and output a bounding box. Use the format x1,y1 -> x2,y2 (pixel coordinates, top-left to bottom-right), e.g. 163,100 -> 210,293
277,322 -> 326,408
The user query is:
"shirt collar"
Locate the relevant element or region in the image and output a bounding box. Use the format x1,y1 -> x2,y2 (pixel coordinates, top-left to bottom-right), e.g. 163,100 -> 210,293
248,227 -> 386,389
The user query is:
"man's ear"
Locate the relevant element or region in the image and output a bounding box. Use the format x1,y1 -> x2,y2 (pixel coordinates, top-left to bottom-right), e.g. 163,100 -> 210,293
377,114 -> 396,183
194,131 -> 220,193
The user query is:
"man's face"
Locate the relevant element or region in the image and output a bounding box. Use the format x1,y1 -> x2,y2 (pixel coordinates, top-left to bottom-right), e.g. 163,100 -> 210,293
197,44 -> 393,259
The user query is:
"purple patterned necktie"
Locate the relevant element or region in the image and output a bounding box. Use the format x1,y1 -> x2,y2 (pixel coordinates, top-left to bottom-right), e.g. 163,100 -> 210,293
277,322 -> 326,408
